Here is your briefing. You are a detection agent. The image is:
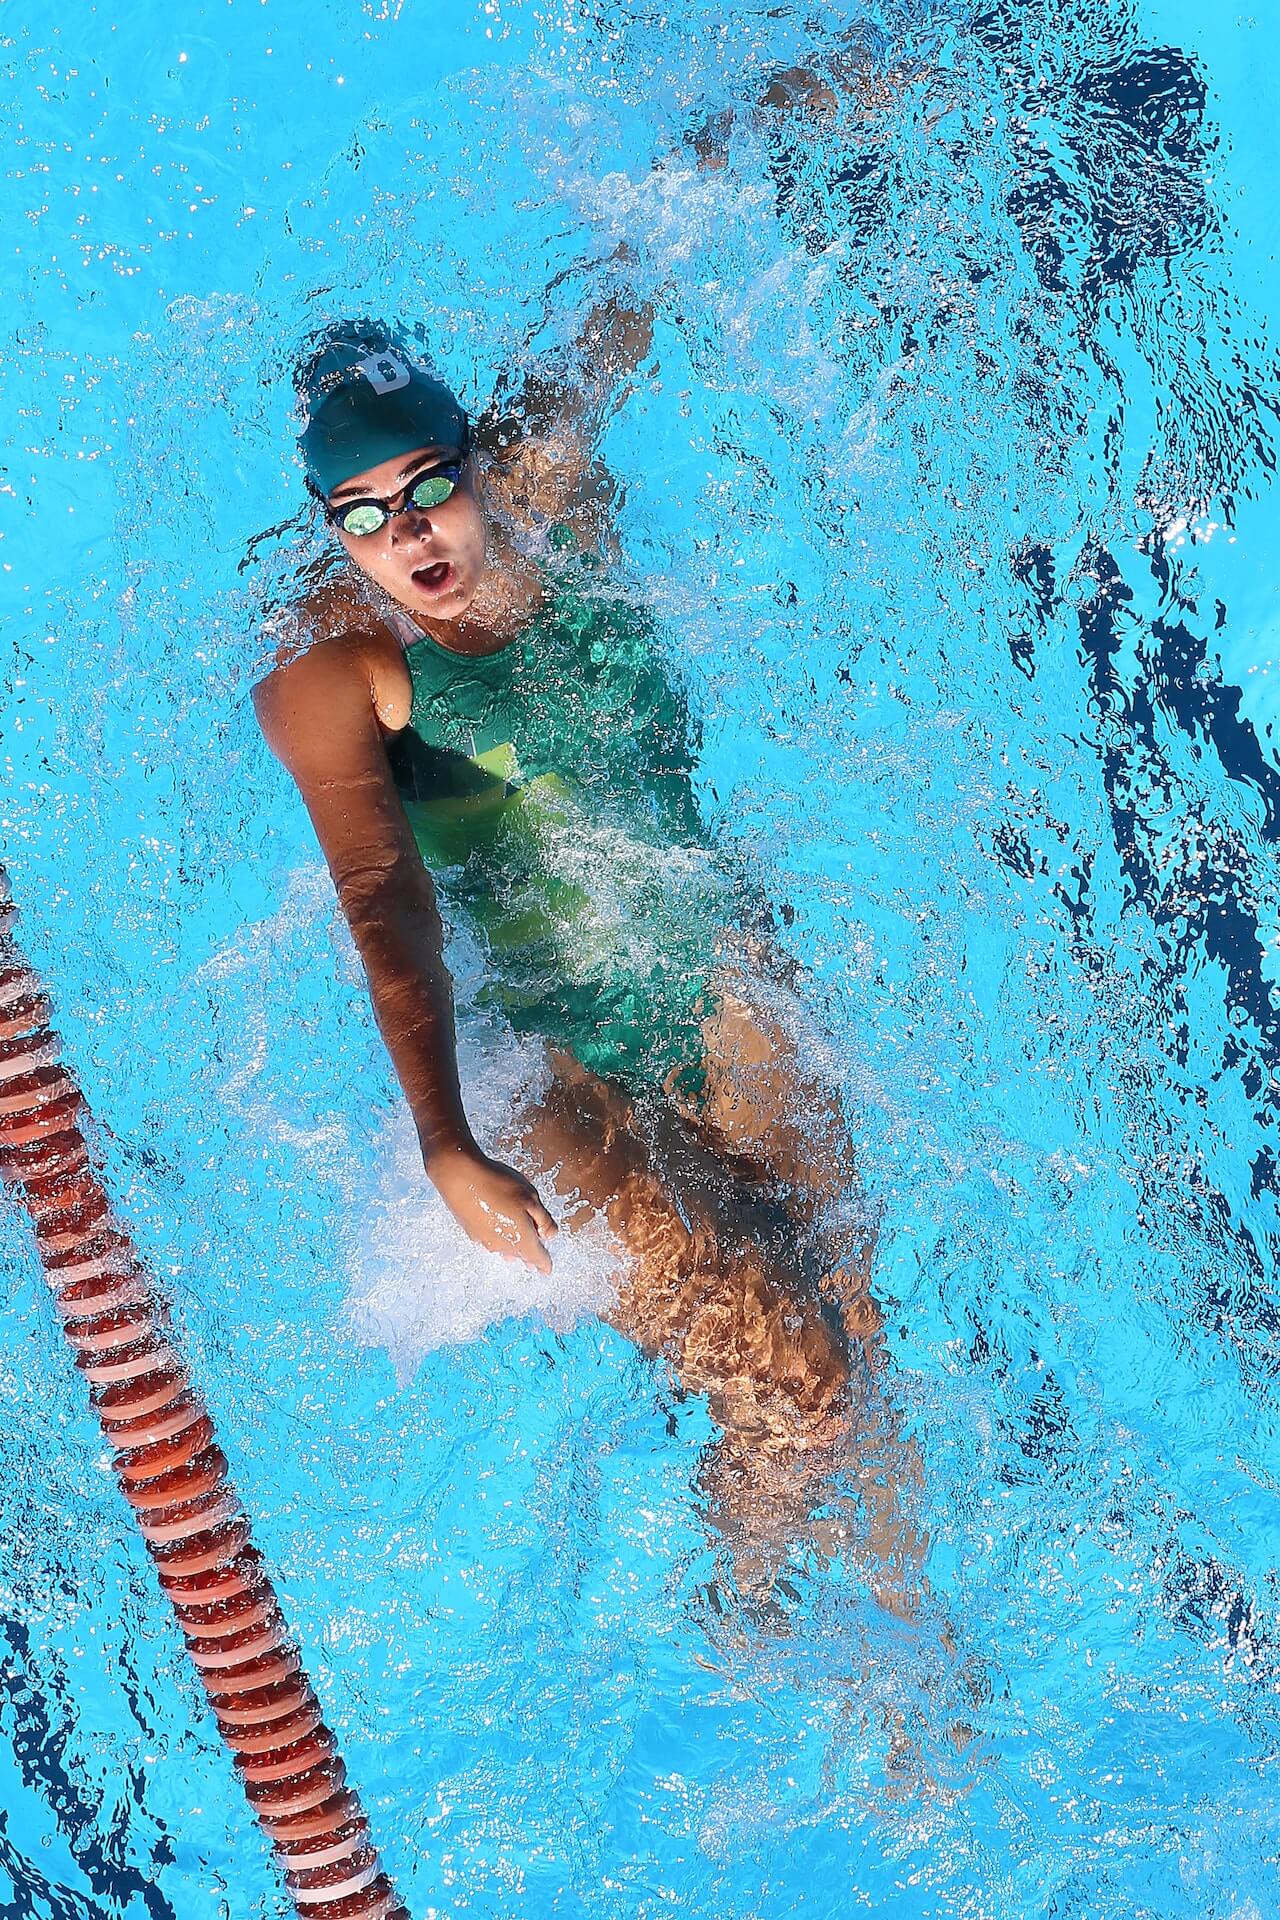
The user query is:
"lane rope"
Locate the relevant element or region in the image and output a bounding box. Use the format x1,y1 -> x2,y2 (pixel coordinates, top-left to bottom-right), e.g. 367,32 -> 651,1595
0,866 -> 411,1920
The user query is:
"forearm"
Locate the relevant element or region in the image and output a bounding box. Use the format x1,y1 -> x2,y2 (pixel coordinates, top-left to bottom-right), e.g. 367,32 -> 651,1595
478,258 -> 654,461
327,847 -> 556,1266
332,850 -> 476,1164
573,277 -> 654,405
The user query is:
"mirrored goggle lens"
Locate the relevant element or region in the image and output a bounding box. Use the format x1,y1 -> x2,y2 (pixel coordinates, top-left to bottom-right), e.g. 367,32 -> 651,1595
409,471 -> 458,509
340,502 -> 388,536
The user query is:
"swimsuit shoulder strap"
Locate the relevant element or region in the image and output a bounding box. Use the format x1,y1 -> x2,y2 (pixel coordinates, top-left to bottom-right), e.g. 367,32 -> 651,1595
383,604 -> 424,653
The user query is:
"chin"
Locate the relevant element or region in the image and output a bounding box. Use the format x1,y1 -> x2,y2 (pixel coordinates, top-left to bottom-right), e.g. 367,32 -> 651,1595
413,584 -> 472,622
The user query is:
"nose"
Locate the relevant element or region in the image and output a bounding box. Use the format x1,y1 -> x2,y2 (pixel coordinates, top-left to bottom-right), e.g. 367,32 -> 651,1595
388,503 -> 434,546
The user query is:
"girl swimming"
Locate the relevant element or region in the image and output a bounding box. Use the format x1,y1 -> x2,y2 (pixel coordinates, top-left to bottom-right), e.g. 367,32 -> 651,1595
254,306 -> 910,1602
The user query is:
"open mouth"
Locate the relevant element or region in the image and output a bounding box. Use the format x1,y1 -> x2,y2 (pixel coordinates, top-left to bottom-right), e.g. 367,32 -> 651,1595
411,560 -> 455,596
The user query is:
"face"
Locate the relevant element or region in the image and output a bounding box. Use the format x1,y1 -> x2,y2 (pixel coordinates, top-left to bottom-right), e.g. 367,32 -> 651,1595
327,442 -> 488,621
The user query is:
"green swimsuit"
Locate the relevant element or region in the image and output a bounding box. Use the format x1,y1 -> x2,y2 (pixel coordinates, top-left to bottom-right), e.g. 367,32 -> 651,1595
383,543 -> 734,1093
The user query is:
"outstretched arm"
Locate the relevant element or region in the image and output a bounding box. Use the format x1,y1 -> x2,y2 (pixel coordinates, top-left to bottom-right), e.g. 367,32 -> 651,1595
253,629 -> 558,1272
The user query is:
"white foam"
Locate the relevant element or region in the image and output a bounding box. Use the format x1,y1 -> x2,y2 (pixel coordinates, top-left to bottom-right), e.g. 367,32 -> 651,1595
345,1021 -> 623,1381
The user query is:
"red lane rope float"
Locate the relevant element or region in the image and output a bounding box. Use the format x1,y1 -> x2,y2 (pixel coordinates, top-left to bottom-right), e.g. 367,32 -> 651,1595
0,871 -> 409,1920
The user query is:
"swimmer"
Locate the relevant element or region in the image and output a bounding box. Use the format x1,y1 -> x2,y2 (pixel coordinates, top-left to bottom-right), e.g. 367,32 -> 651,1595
254,308 -> 918,1611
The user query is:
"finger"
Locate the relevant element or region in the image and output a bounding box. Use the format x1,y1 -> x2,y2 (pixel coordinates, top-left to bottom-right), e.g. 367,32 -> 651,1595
483,1211 -> 551,1275
530,1199 -> 558,1239
521,1211 -> 553,1274
507,1174 -> 557,1240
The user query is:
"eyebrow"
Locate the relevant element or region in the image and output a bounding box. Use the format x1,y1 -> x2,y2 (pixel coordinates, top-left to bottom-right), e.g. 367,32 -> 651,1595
329,448 -> 450,505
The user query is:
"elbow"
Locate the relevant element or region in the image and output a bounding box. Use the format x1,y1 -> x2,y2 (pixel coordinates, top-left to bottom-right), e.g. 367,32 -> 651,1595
332,846 -> 427,930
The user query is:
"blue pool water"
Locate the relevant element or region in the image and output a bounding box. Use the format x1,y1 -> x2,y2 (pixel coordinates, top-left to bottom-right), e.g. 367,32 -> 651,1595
3,2 -> 1279,1914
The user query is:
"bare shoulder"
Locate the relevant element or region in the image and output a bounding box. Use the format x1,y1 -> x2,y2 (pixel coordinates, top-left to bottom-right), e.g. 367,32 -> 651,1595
259,571 -> 401,669
254,577 -> 412,778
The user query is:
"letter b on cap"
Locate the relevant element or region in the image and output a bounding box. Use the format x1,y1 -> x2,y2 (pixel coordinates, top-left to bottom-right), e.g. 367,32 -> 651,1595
356,351 -> 411,395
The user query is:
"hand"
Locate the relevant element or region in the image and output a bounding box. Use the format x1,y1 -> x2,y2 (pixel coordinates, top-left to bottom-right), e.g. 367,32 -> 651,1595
761,65 -> 840,121
426,1144 -> 558,1274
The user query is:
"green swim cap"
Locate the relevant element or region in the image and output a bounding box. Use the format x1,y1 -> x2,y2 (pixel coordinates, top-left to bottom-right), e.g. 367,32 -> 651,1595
295,319 -> 469,497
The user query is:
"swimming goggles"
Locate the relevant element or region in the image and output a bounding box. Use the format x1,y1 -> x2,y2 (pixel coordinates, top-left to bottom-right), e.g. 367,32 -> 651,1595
325,456 -> 465,537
